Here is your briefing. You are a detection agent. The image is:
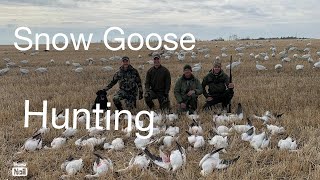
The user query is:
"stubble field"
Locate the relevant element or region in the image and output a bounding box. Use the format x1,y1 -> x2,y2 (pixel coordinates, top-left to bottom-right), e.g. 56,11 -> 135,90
1,39 -> 320,179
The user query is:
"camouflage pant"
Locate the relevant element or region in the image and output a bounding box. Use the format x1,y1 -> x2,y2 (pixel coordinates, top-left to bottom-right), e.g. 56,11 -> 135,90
113,90 -> 137,110
145,90 -> 170,111
203,89 -> 234,111
177,94 -> 198,114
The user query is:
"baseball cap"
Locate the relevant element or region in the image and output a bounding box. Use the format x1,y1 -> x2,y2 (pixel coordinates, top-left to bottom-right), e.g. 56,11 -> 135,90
122,56 -> 130,61
183,64 -> 192,71
153,54 -> 160,60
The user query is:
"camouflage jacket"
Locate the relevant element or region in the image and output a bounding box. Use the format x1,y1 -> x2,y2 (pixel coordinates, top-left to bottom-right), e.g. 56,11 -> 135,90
105,65 -> 142,92
174,74 -> 203,103
202,70 -> 230,98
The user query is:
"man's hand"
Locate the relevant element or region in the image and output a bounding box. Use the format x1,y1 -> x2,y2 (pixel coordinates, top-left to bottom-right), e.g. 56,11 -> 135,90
180,103 -> 186,109
228,83 -> 234,89
139,91 -> 143,100
206,97 -> 213,101
187,90 -> 195,96
144,91 -> 150,98
163,93 -> 169,102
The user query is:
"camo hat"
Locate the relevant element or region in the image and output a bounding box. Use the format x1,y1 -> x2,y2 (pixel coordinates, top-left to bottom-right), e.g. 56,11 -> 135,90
213,60 -> 222,67
153,54 -> 160,60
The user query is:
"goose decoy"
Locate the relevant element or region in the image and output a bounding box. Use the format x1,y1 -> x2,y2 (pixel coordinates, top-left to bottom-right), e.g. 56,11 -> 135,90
266,124 -> 285,135
165,126 -> 179,137
226,103 -> 244,121
249,130 -> 270,151
88,127 -> 105,137
313,61 -> 320,68
56,110 -> 65,120
103,138 -> 125,151
0,67 -> 10,76
186,131 -> 196,145
199,148 -> 240,176
230,118 -> 253,134
75,136 -> 106,151
165,113 -> 178,122
16,133 -> 42,154
62,128 -> 77,138
73,67 -> 83,73
134,137 -> 155,150
186,111 -> 200,120
252,111 -> 274,124
192,63 -> 202,72
296,65 -> 304,70
33,127 -> 50,135
19,66 -> 29,75
170,141 -> 186,171
157,135 -> 177,149
226,59 -> 241,69
213,122 -> 230,137
72,62 -> 81,67
44,136 -> 67,149
188,119 -> 203,135
153,112 -> 165,126
212,103 -> 243,124
60,157 -> 83,179
85,153 -> 113,178
143,141 -> 186,171
35,67 -> 48,73
143,147 -> 170,170
77,113 -> 87,124
116,152 -> 150,174
186,131 -> 205,150
256,61 -> 267,70
274,64 -> 283,70
208,131 -> 228,150
241,126 -> 255,141
278,137 -> 297,151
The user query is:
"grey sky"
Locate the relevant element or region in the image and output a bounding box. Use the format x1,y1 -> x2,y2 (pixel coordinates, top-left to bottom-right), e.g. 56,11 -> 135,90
0,0 -> 319,45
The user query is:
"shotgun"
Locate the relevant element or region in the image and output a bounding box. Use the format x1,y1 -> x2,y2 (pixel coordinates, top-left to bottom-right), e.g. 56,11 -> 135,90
228,55 -> 232,113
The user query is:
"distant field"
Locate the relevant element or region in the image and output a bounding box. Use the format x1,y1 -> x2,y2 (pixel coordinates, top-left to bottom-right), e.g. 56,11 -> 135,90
1,39 -> 320,179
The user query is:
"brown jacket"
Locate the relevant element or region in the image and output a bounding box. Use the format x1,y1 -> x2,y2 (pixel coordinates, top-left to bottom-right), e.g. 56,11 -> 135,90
145,65 -> 171,95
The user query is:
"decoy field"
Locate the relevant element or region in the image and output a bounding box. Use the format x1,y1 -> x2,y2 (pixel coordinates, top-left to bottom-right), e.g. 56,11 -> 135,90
1,39 -> 320,179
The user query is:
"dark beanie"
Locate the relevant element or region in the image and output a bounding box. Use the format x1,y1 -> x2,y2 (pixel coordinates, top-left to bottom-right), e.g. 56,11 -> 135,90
183,64 -> 192,71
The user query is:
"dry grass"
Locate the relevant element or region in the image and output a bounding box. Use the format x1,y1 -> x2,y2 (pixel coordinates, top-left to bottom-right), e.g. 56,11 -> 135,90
1,39 -> 320,179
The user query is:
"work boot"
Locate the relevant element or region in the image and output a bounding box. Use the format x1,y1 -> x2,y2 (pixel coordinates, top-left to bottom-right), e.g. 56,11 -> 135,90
145,100 -> 154,110
114,102 -> 123,111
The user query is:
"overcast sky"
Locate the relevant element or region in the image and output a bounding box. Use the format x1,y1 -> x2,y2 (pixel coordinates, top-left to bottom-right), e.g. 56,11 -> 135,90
1,0 -> 319,45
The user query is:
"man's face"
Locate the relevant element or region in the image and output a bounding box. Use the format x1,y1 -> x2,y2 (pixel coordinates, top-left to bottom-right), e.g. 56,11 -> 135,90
213,65 -> 221,74
153,58 -> 160,67
122,60 -> 129,69
184,69 -> 192,78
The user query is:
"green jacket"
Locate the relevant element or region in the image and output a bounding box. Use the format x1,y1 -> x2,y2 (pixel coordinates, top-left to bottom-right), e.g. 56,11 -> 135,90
105,65 -> 142,93
174,74 -> 203,103
202,70 -> 230,98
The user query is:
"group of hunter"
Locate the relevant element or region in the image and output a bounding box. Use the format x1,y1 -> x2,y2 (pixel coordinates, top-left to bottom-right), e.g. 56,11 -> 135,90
102,54 -> 234,114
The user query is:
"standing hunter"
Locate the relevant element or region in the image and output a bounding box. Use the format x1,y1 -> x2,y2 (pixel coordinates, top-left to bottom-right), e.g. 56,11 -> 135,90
202,60 -> 234,111
144,54 -> 171,111
174,64 -> 203,114
103,56 -> 143,110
